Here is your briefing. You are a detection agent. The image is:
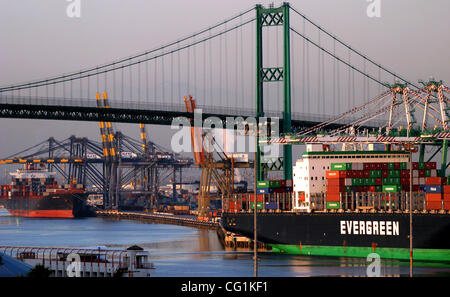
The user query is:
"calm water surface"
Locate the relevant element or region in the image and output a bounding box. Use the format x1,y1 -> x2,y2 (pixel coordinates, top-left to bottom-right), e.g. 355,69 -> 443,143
0,209 -> 449,277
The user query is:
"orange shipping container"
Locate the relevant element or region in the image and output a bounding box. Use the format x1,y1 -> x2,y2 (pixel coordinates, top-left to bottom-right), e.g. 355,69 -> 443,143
443,193 -> 450,201
326,171 -> 346,179
426,193 -> 442,202
327,178 -> 345,186
426,201 -> 441,210
327,185 -> 345,193
326,193 -> 341,202
425,177 -> 444,185
443,185 -> 450,194
444,201 -> 450,210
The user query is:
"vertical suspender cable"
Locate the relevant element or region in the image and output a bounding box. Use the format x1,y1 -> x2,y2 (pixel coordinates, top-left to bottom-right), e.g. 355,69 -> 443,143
146,54 -> 149,103
171,50 -> 173,104
178,42 -> 181,101
317,30 -> 321,114
306,39 -> 310,114
321,40 -> 325,116
333,38 -> 336,115
235,23 -> 239,108
138,60 -> 141,104
209,29 -> 213,104
225,22 -> 229,109
154,55 -> 157,102
187,39 -> 190,95
162,49 -> 165,102
240,16 -> 244,109
347,49 -> 351,111
219,30 -> 222,105
302,17 -> 306,113
121,65 -> 124,102
193,36 -> 196,100
129,59 -> 132,101
203,35 -> 206,103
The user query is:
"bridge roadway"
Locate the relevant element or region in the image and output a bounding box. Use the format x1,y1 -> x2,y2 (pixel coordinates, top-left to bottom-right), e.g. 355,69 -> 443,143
0,96 -> 384,133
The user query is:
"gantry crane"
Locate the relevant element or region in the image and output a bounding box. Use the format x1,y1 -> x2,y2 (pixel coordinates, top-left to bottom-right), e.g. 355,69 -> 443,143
184,95 -> 250,220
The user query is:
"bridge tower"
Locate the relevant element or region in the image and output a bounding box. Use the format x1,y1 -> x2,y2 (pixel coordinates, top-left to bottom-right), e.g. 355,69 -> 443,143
255,2 -> 292,180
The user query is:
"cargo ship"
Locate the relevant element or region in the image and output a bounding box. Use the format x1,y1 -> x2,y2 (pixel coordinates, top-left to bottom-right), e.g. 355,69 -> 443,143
0,164 -> 94,218
222,148 -> 450,262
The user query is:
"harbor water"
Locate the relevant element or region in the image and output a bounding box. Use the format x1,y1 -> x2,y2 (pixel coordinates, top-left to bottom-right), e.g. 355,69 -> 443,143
0,209 -> 449,277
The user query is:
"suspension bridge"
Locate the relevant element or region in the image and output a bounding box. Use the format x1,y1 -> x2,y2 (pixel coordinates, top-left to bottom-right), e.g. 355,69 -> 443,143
0,2 -> 449,199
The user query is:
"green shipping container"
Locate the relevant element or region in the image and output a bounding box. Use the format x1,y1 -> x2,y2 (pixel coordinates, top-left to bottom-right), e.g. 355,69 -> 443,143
331,163 -> 351,171
251,202 -> 264,210
388,170 -> 400,178
418,163 -> 425,170
388,163 -> 395,170
383,185 -> 398,193
425,170 -> 431,177
369,178 -> 376,185
370,170 -> 381,178
382,178 -> 389,184
345,186 -> 352,193
375,185 -> 382,192
257,180 -> 280,188
326,201 -> 341,209
352,178 -> 360,186
256,181 -> 269,188
400,163 -> 407,170
268,180 -> 281,188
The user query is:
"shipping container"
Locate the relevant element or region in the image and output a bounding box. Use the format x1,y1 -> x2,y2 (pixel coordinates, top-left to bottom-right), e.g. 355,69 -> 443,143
326,193 -> 340,202
326,201 -> 341,209
326,171 -> 346,179
257,188 -> 274,195
250,202 -> 263,210
331,163 -> 351,171
426,193 -> 442,202
383,185 -> 398,193
425,177 -> 444,185
265,202 -> 278,210
426,201 -> 441,210
424,185 -> 442,194
327,185 -> 345,193
327,178 -> 345,186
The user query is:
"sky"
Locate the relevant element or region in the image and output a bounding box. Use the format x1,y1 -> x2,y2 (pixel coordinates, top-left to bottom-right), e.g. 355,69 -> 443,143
0,0 -> 449,158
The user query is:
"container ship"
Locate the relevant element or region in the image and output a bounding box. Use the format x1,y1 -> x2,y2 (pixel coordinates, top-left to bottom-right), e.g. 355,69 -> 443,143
222,148 -> 450,262
0,164 -> 94,218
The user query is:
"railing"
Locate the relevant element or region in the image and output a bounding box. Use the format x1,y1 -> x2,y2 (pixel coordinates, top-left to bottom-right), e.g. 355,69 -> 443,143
0,94 -> 389,127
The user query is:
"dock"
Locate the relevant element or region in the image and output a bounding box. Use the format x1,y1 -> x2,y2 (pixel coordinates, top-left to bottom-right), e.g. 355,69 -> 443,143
96,210 -> 220,230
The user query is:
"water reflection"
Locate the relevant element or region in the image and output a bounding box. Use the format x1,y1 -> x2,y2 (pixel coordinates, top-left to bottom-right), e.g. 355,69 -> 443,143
0,209 -> 449,277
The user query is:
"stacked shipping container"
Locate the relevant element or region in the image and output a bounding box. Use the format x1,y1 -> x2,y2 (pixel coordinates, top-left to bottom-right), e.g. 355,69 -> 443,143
326,161 -> 449,210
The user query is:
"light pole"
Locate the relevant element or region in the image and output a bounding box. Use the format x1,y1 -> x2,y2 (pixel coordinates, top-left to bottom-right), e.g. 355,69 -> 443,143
253,151 -> 258,277
409,150 -> 413,277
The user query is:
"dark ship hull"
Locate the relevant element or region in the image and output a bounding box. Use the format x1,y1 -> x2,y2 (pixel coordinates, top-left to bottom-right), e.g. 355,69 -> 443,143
222,212 -> 450,262
3,192 -> 95,218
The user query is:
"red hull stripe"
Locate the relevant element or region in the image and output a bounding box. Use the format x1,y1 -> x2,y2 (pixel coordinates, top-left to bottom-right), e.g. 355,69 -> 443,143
7,209 -> 74,218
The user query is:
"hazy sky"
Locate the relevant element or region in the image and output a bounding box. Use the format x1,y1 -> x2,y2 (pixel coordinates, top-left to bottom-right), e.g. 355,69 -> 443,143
0,0 -> 449,157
